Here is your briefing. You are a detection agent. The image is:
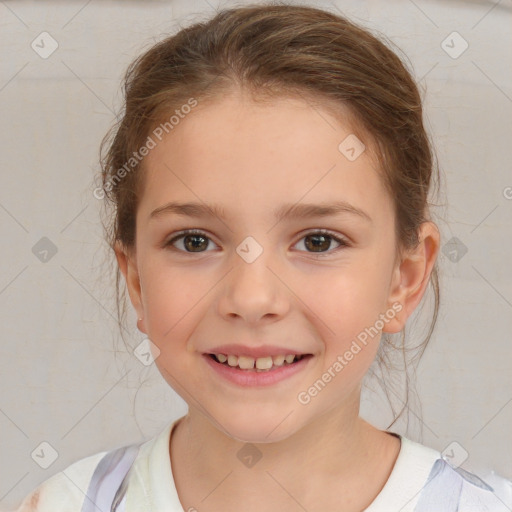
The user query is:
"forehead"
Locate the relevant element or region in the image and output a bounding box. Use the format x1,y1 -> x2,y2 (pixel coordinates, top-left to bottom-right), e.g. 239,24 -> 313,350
138,93 -> 391,224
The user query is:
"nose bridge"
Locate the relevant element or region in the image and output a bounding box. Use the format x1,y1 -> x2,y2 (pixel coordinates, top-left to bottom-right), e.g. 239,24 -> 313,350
235,234 -> 267,266
219,234 -> 288,322
233,233 -> 276,293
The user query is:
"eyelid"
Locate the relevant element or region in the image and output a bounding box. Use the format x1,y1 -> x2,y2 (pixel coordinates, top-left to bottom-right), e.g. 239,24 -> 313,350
295,228 -> 349,244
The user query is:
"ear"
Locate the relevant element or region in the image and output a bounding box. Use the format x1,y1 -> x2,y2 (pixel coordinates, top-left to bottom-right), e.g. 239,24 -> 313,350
115,241 -> 146,333
383,221 -> 440,333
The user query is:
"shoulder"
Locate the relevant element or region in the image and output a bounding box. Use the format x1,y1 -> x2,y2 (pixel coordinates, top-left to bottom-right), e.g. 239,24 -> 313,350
451,464 -> 512,511
401,438 -> 512,512
372,434 -> 512,512
14,419 -> 182,512
14,450 -> 108,512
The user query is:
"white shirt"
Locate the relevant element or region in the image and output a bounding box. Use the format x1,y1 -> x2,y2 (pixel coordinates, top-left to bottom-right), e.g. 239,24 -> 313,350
14,417 -> 512,512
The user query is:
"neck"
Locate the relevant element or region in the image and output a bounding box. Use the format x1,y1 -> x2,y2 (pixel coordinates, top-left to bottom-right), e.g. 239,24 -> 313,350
170,393 -> 399,511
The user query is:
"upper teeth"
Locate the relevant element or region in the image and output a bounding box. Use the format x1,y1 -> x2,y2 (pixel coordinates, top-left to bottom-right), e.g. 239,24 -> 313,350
215,353 -> 299,369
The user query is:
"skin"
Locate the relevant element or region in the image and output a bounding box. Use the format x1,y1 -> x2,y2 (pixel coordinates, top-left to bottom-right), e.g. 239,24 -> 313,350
116,90 -> 440,511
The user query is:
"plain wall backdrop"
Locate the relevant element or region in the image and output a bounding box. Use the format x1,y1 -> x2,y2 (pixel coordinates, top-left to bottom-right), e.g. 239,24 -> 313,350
1,0 -> 511,509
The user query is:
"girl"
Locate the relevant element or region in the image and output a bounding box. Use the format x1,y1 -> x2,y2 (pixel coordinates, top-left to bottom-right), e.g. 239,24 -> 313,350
15,3 -> 511,511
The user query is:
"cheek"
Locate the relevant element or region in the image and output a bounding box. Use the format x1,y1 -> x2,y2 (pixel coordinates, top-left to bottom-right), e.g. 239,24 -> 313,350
304,260 -> 392,332
139,263 -> 209,347
299,258 -> 393,372
141,266 -> 207,388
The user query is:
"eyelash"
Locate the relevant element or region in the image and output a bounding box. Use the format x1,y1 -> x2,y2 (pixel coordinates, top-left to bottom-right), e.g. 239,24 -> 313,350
163,229 -> 349,257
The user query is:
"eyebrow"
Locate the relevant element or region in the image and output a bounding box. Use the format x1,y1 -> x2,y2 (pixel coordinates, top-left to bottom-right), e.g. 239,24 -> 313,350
149,200 -> 372,223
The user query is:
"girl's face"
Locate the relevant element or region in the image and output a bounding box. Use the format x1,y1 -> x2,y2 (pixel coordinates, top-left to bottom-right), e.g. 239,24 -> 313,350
122,92 -> 411,442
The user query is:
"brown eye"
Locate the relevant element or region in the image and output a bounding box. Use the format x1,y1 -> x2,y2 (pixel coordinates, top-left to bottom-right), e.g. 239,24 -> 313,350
182,234 -> 209,252
164,229 -> 348,256
165,230 -> 215,253
304,234 -> 331,252
294,231 -> 348,255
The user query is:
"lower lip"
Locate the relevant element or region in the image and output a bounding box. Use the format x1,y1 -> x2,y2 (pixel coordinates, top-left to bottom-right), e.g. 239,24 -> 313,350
203,354 -> 313,387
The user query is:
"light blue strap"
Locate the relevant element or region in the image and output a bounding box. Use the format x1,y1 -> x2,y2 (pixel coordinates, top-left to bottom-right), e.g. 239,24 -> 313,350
414,458 -> 463,512
81,443 -> 140,512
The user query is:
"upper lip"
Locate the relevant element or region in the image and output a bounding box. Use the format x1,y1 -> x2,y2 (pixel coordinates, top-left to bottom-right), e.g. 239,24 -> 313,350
204,344 -> 311,358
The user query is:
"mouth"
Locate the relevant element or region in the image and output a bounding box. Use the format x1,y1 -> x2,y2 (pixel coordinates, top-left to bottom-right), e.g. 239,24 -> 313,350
205,353 -> 313,372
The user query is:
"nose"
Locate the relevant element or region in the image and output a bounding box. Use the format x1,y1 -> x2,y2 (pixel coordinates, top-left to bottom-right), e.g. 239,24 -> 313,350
217,246 -> 290,325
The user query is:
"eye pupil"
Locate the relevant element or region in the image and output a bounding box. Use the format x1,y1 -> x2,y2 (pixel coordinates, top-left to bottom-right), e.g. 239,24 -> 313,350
305,234 -> 330,252
184,235 -> 208,252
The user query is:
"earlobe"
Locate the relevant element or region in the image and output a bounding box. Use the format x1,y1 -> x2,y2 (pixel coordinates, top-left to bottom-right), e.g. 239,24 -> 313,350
114,242 -> 146,332
383,222 -> 440,333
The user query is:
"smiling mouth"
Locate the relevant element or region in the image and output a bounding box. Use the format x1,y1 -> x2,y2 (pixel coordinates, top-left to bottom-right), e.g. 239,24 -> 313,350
207,353 -> 313,372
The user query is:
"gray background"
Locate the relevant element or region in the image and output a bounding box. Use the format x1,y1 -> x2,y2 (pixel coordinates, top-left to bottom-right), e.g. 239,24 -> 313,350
1,0 -> 511,509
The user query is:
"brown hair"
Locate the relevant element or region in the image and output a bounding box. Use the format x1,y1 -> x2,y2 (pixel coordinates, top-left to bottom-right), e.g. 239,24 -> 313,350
99,2 -> 441,430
